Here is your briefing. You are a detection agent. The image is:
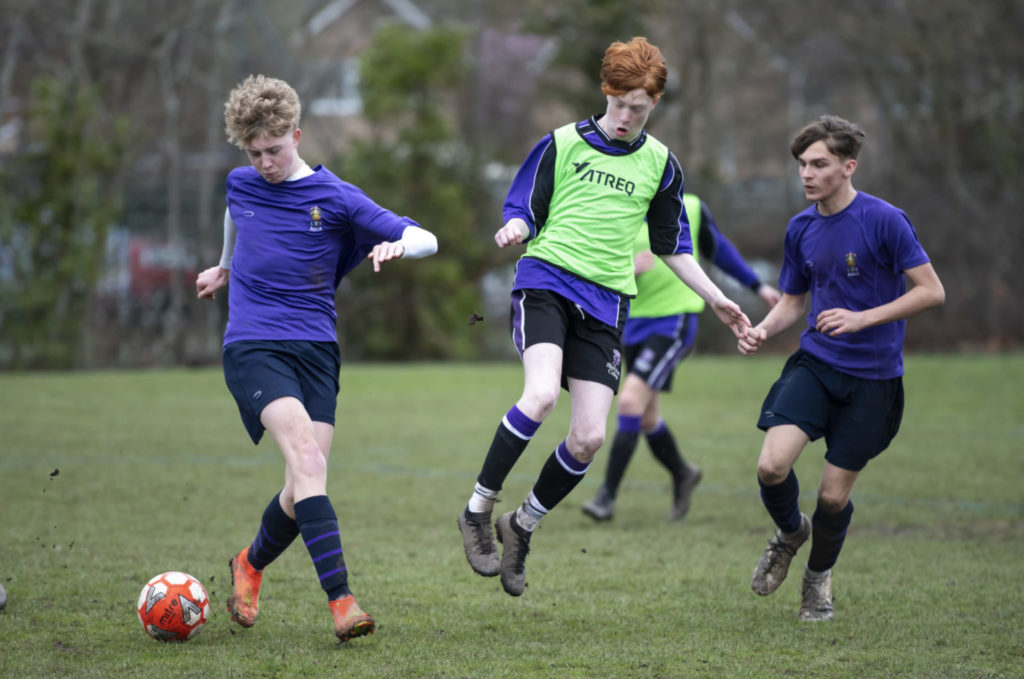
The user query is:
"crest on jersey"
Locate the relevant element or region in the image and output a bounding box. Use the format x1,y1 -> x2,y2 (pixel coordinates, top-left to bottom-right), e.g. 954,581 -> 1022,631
309,206 -> 323,232
845,251 -> 860,277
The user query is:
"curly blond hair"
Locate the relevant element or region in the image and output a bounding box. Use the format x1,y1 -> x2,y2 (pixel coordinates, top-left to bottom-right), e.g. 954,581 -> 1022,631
223,75 -> 301,148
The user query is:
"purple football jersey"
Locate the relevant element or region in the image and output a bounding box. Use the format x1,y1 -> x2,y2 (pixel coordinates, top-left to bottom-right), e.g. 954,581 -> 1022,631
223,165 -> 413,344
778,192 -> 930,379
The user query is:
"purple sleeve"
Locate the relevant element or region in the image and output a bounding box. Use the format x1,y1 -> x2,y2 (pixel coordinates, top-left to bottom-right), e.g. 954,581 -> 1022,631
705,215 -> 761,289
884,211 -> 930,273
502,134 -> 555,240
334,183 -> 417,282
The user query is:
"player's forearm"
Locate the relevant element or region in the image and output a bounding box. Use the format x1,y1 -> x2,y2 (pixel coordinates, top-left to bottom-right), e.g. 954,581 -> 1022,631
859,280 -> 945,328
756,293 -> 806,340
661,253 -> 727,306
843,262 -> 944,329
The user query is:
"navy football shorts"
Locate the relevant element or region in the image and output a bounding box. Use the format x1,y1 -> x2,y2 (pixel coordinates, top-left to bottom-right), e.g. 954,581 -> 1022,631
757,349 -> 904,471
509,288 -> 626,393
222,340 -> 340,444
623,314 -> 698,392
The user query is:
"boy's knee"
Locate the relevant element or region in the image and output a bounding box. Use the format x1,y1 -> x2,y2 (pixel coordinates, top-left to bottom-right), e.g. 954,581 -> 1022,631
567,431 -> 605,462
816,492 -> 849,515
756,459 -> 790,486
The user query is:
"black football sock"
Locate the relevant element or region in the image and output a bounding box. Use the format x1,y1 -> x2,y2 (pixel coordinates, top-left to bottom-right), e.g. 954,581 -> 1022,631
645,420 -> 688,481
531,440 -> 590,512
602,414 -> 641,497
477,405 -> 541,491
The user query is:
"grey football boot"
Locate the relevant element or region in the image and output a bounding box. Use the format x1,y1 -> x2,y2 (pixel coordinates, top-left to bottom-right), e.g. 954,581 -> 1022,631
581,486 -> 615,522
670,464 -> 703,521
799,567 -> 835,621
458,506 -> 500,576
495,511 -> 532,596
751,513 -> 811,595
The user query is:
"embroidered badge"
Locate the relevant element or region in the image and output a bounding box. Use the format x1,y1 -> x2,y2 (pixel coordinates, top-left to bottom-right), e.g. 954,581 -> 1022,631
606,348 -> 622,380
845,251 -> 860,277
309,205 -> 323,232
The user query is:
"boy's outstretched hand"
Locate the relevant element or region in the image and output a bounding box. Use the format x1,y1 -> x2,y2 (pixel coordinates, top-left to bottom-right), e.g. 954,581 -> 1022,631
738,326 -> 768,355
196,266 -> 229,300
710,300 -> 751,339
368,241 -> 406,272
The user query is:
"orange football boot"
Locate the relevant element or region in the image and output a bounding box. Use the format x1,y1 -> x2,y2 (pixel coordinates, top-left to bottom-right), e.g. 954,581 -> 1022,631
226,546 -> 263,627
329,595 -> 375,642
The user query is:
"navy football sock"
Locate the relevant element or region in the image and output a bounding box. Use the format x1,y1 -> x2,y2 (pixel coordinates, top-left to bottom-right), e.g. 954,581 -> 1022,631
247,492 -> 300,571
807,501 -> 854,572
294,495 -> 350,600
759,469 -> 803,534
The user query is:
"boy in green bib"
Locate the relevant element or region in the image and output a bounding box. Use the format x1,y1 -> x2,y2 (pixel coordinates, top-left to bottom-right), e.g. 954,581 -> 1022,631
457,37 -> 751,597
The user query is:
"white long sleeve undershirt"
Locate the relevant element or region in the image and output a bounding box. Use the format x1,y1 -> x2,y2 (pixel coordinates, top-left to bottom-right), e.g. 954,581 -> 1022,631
217,160 -> 436,269
218,215 -> 436,270
218,208 -> 237,270
397,225 -> 438,259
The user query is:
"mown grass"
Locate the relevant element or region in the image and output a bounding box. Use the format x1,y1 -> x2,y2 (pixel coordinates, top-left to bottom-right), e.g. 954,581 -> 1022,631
0,355 -> 1021,678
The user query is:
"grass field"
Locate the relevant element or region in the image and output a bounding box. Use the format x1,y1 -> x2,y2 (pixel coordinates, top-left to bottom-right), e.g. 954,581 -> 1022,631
0,354 -> 1021,678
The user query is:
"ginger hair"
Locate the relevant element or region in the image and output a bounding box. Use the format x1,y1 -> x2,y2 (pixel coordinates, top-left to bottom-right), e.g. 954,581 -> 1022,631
600,37 -> 667,99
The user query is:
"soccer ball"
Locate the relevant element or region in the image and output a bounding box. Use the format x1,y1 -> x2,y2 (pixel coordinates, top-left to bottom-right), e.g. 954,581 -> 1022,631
137,571 -> 210,642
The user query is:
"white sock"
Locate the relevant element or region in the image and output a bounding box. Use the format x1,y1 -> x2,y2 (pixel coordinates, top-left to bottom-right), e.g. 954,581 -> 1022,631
514,492 -> 548,532
805,566 -> 830,579
467,483 -> 498,514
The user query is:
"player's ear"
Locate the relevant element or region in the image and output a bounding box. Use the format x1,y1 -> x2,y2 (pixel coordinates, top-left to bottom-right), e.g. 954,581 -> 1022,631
843,158 -> 857,179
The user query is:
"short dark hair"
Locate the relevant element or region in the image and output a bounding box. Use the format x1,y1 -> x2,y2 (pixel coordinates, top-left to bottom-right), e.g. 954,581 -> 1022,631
790,115 -> 866,160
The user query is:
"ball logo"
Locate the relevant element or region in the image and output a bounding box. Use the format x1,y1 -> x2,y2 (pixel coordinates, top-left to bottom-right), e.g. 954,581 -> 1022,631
158,598 -> 180,627
179,594 -> 203,625
144,586 -> 165,613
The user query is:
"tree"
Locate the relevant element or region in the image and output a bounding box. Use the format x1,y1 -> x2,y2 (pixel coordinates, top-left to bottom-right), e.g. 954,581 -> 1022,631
334,21 -> 493,360
520,0 -> 651,118
0,77 -> 129,368
726,0 -> 1024,349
